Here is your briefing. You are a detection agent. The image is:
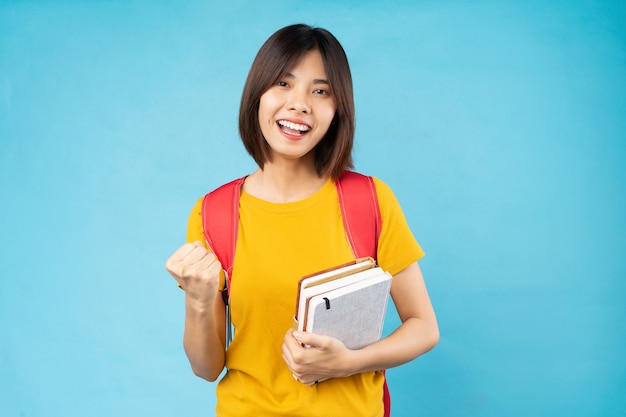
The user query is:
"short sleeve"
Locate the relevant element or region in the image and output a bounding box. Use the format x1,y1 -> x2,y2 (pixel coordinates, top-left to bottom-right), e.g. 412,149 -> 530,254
373,178 -> 425,276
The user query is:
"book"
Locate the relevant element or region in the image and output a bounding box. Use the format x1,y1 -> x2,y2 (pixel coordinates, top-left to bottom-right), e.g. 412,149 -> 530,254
294,258 -> 392,350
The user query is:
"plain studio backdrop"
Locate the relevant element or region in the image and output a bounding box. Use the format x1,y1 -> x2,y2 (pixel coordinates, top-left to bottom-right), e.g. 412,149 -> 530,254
1,1 -> 624,416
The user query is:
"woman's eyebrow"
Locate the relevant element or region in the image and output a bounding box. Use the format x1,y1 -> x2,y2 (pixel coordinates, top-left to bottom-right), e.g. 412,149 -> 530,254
284,73 -> 330,85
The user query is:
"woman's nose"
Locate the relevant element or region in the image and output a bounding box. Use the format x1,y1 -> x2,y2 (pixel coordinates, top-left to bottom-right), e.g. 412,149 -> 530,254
287,88 -> 310,114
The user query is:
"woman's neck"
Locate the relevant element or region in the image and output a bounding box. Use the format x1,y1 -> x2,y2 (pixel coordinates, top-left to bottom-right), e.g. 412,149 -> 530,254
243,161 -> 329,203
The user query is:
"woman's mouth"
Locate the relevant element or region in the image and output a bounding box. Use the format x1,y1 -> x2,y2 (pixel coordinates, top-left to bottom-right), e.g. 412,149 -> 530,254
277,120 -> 311,136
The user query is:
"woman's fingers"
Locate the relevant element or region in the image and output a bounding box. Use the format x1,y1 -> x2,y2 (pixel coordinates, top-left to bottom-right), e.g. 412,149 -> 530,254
165,242 -> 223,299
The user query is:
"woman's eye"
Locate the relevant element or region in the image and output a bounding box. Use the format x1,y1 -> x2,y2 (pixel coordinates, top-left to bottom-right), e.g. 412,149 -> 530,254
313,89 -> 329,95
277,81 -> 289,87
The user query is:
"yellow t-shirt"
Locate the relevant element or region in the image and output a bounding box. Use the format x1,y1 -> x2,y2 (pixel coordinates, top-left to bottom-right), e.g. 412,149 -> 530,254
186,177 -> 424,417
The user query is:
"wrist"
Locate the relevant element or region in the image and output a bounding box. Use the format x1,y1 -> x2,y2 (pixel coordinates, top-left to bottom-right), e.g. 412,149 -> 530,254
185,292 -> 216,314
345,343 -> 382,377
340,347 -> 365,378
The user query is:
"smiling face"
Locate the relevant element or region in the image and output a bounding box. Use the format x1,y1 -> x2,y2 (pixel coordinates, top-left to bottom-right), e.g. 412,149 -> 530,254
258,50 -> 337,168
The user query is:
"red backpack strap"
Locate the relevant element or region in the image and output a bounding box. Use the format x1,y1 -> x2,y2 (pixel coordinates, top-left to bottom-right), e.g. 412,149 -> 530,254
201,176 -> 246,295
382,375 -> 391,417
336,171 -> 389,417
335,171 -> 382,259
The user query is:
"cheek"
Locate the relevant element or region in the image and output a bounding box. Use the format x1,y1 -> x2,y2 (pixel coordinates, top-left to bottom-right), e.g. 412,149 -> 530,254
322,106 -> 337,128
259,90 -> 281,118
258,96 -> 270,121
323,98 -> 337,123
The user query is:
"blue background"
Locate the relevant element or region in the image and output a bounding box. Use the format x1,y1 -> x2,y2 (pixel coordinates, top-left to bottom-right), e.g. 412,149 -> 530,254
1,1 -> 625,416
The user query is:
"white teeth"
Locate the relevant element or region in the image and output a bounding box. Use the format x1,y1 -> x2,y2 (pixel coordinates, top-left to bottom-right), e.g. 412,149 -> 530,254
278,120 -> 310,132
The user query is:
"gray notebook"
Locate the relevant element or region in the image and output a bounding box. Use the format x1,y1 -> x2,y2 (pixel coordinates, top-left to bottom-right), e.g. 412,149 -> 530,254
305,270 -> 392,350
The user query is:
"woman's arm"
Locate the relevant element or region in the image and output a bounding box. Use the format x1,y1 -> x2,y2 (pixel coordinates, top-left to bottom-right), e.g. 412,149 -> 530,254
282,261 -> 438,384
166,241 -> 227,381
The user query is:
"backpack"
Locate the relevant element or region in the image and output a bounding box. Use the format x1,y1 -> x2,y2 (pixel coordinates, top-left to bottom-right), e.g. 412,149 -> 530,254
201,170 -> 391,416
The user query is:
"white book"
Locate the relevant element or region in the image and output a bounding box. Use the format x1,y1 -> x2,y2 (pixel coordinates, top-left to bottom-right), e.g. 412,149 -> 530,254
297,265 -> 382,330
294,258 -> 392,350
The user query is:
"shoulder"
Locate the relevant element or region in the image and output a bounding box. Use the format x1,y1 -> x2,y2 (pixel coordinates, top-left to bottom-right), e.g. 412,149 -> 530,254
338,171 -> 396,199
186,196 -> 206,245
366,176 -> 401,211
337,171 -> 402,209
370,176 -> 395,199
367,176 -> 413,231
190,196 -> 204,216
186,176 -> 246,244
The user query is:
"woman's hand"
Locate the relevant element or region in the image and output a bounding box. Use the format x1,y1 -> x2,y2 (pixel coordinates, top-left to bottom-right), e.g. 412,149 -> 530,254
165,241 -> 224,305
281,329 -> 354,385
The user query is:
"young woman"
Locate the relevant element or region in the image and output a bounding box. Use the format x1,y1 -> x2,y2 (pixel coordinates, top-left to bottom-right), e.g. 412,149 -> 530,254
165,24 -> 439,417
